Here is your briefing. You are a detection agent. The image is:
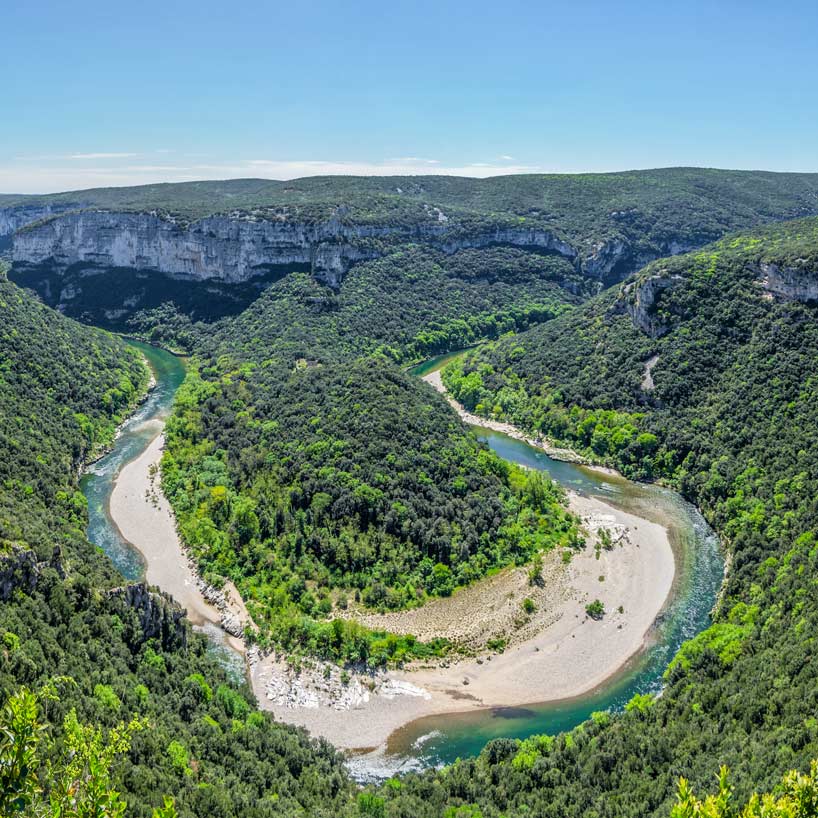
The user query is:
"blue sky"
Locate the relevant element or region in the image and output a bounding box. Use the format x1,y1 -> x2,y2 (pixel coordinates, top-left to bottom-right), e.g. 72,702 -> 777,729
3,0 -> 817,192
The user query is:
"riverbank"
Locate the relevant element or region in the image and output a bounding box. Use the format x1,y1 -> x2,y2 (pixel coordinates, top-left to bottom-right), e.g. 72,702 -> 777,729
248,373 -> 675,751
248,480 -> 673,751
104,356 -> 676,755
108,427 -> 249,654
421,369 -> 617,473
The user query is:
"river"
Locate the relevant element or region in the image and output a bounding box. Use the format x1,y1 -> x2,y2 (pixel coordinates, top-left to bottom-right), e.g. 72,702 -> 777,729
80,340 -> 243,679
82,343 -> 724,770
387,353 -> 724,766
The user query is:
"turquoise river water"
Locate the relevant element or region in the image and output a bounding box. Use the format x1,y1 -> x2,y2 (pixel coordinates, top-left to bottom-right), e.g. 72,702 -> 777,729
386,353 -> 725,767
82,344 -> 724,770
80,341 -> 243,678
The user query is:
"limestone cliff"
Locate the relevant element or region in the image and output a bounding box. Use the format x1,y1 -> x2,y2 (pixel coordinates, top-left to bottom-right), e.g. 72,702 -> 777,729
582,236 -> 699,285
622,255 -> 818,340
0,546 -> 65,601
759,261 -> 818,303
11,209 -> 577,289
107,582 -> 187,650
0,202 -> 84,236
6,202 -> 725,318
622,274 -> 685,338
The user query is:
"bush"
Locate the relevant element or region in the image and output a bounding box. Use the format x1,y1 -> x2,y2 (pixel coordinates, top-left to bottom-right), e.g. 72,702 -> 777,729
585,599 -> 605,620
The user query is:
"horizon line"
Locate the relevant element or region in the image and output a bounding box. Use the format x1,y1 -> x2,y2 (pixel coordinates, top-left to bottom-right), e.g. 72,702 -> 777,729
3,164 -> 818,198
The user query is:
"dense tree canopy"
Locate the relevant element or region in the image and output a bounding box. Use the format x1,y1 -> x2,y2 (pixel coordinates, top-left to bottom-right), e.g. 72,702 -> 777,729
397,218 -> 818,815
161,247 -> 581,663
0,273 -> 147,565
5,193 -> 818,817
0,280 -> 354,817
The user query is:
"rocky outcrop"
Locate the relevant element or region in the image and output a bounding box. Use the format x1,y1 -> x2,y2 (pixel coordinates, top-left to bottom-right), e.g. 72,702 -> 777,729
7,199 -> 728,302
12,209 -> 577,290
108,582 -> 187,650
0,548 -> 40,600
623,274 -> 685,337
759,262 -> 818,303
583,237 -> 700,285
0,203 -> 84,236
196,578 -> 245,638
0,546 -> 65,600
584,238 -> 629,281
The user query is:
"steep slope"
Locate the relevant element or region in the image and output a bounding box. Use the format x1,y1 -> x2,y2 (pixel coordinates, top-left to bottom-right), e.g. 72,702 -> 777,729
161,249 -> 580,661
6,168 -> 818,326
7,193 -> 818,818
0,276 -> 356,817
0,268 -> 148,566
390,218 -> 818,815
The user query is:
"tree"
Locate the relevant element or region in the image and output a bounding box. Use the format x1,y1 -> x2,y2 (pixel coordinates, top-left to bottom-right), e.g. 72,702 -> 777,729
672,761 -> 818,818
0,683 -> 176,818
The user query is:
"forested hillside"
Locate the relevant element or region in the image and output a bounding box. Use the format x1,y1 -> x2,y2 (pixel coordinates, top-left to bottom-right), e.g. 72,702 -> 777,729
0,268 -> 148,566
161,246 -> 581,663
7,168 -> 818,330
138,245 -> 583,357
381,217 -> 818,815
0,278 -> 355,817
4,168 -> 818,240
6,195 -> 818,818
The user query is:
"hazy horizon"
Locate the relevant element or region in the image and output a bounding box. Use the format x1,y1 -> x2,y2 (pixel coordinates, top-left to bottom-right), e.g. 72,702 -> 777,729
5,164 -> 818,199
4,1 -> 818,193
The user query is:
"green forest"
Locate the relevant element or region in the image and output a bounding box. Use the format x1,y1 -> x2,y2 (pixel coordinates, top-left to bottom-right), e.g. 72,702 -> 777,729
160,246 -> 583,663
0,272 -> 357,817
4,180 -> 818,817
5,168 -> 818,241
418,218 -> 818,814
0,271 -> 148,564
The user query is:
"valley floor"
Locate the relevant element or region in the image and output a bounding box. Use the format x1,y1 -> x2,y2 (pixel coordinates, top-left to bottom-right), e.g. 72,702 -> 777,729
106,384 -> 675,755
109,424 -> 248,655
249,490 -> 673,752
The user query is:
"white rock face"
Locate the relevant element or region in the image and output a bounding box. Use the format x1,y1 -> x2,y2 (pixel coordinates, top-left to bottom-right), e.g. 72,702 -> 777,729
583,237 -> 701,283
11,209 -> 578,288
0,203 -> 84,236
8,204 -> 715,291
261,660 -> 432,712
760,262 -> 818,303
584,238 -> 629,280
623,274 -> 685,337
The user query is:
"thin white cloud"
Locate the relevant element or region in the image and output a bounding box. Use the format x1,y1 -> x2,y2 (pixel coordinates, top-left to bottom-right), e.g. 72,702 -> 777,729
0,157 -> 544,194
386,157 -> 441,165
499,154 -> 515,161
13,152 -> 141,162
68,152 -> 140,160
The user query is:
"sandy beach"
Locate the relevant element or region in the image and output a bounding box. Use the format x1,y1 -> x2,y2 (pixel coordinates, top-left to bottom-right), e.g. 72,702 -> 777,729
250,489 -> 674,750
108,423 -> 248,654
248,372 -> 675,750
107,376 -> 676,755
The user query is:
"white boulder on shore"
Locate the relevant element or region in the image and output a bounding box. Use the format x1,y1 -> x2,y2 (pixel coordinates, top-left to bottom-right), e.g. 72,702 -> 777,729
263,662 -> 431,712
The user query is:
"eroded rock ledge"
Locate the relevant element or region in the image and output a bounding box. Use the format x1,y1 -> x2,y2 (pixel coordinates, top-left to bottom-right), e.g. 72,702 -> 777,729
10,209 -> 577,290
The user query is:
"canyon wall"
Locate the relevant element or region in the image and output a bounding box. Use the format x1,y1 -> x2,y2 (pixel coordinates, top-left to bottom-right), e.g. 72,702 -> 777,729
10,209 -> 578,288
0,202 -> 84,236
759,261 -> 818,303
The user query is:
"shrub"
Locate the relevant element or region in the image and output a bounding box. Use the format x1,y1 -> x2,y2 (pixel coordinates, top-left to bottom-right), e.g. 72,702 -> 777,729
585,599 -> 605,620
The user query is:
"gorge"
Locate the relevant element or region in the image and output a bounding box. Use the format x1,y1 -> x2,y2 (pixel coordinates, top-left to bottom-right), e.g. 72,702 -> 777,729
3,171 -> 818,817
86,342 -> 722,779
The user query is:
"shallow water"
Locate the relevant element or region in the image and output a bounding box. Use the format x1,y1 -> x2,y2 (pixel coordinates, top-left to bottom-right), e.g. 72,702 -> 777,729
80,341 -> 186,580
84,344 -> 723,770
386,354 -> 724,767
80,341 -> 244,678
